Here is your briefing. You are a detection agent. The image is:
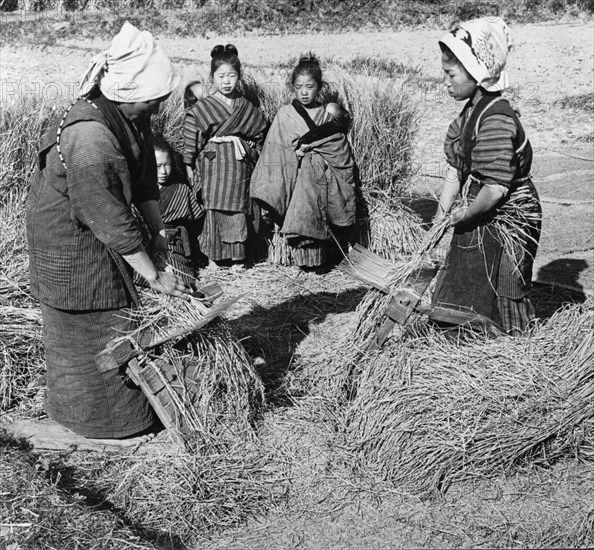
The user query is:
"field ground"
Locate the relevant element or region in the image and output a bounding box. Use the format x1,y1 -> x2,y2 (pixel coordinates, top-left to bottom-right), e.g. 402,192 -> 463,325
1,19 -> 593,550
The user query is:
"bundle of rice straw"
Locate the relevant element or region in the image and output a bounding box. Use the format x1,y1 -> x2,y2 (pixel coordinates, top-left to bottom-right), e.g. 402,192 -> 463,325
0,196 -> 30,306
120,293 -> 265,449
346,301 -> 594,495
462,177 -> 542,275
365,194 -> 424,262
267,224 -> 293,266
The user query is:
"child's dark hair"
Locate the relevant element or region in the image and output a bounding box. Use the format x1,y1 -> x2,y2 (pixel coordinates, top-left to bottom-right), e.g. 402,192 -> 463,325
291,54 -> 323,88
210,44 -> 241,77
184,80 -> 201,109
153,133 -> 174,158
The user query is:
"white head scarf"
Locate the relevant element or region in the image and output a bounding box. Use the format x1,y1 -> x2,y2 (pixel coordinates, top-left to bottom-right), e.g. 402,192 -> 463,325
79,21 -> 178,102
439,17 -> 513,92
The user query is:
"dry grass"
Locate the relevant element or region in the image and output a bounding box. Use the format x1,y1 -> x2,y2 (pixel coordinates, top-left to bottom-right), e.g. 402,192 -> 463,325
90,439 -> 289,547
0,433 -> 288,549
0,436 -> 160,550
0,305 -> 44,411
346,301 -> 594,494
0,98 -> 57,202
0,187 -> 43,412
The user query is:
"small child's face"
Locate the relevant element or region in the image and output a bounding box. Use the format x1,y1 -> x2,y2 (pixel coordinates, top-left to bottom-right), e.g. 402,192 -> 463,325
190,83 -> 207,101
155,149 -> 173,186
442,54 -> 478,101
294,74 -> 320,107
212,63 -> 239,97
325,102 -> 342,119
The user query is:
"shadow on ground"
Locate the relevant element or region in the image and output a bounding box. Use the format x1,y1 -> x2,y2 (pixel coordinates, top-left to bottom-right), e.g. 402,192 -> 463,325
533,258 -> 589,319
227,286 -> 367,405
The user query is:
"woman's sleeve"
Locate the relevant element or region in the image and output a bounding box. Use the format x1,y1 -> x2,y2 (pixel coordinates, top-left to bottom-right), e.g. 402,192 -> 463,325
444,116 -> 463,170
61,120 -> 143,255
472,113 -> 518,189
182,107 -> 203,166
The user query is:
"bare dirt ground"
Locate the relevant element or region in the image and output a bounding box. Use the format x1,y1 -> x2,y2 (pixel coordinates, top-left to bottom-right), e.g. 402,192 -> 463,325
1,20 -> 593,549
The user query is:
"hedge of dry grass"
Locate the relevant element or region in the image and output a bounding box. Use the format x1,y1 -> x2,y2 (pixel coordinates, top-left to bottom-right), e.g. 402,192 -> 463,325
1,0 -> 591,44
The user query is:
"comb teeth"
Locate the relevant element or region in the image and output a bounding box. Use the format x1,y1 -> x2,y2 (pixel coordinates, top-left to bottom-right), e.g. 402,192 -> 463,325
340,244 -> 396,293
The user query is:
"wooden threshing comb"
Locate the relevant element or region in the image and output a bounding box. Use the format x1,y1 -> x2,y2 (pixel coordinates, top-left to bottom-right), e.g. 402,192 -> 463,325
343,244 -> 503,350
94,283 -> 240,445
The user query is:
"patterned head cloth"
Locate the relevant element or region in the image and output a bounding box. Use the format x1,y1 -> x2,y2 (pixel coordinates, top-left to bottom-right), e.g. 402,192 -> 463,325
439,17 -> 513,92
79,21 -> 178,102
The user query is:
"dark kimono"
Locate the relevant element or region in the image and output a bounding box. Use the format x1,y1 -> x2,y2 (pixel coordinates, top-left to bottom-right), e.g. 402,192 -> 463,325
27,92 -> 158,438
158,171 -> 204,282
250,101 -> 357,267
432,92 -> 542,335
182,94 -> 267,262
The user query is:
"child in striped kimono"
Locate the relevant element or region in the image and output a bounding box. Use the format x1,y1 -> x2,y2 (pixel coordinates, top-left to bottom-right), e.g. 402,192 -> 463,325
154,135 -> 203,282
182,45 -> 267,272
431,18 -> 542,335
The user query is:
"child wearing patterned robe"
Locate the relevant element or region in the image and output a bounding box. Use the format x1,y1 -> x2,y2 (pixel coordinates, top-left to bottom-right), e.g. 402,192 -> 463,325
182,45 -> 267,271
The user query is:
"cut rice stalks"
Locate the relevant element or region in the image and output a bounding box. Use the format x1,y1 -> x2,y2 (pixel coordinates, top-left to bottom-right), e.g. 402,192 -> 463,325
0,305 -> 44,410
267,224 -> 293,266
116,292 -> 265,449
462,177 -> 542,276
346,301 -> 594,495
365,194 -> 425,262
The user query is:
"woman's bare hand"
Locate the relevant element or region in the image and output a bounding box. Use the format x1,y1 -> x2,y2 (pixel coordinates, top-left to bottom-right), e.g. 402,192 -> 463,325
148,271 -> 192,299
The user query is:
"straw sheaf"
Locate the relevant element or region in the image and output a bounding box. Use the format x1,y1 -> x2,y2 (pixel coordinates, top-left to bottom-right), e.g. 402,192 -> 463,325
365,196 -> 425,262
122,293 -> 265,447
0,195 -> 41,410
346,302 -> 594,494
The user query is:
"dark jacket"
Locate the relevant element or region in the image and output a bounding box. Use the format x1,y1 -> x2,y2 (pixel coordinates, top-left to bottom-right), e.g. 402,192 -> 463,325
27,95 -> 159,310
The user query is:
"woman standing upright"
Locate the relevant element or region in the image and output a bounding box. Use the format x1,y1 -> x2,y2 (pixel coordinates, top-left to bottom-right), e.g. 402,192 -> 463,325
27,22 -> 192,443
432,18 -> 542,335
183,45 -> 267,272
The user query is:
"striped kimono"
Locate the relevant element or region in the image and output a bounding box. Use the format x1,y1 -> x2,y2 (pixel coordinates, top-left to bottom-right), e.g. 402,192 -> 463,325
250,101 -> 357,267
431,91 -> 542,335
27,92 -> 158,438
158,172 -> 204,282
183,94 -> 267,262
